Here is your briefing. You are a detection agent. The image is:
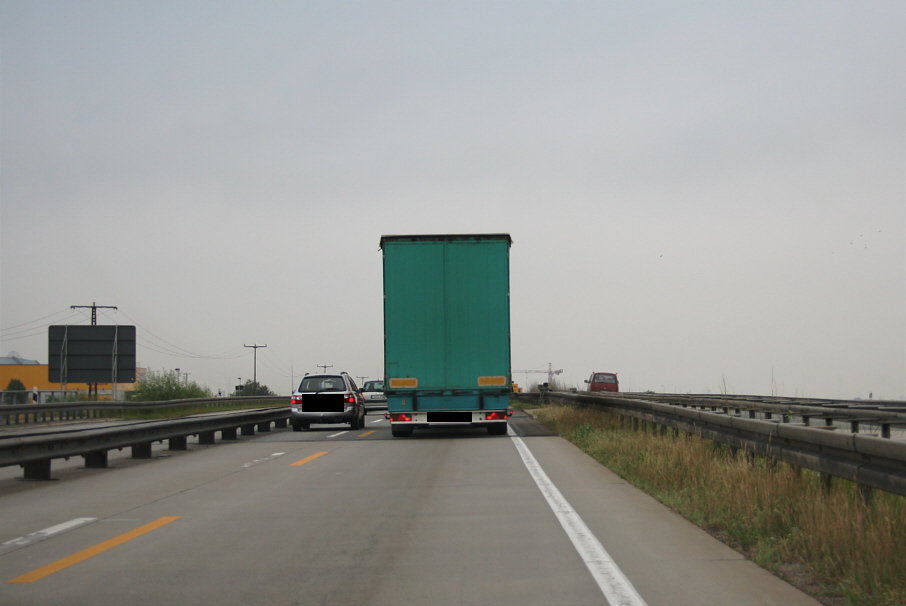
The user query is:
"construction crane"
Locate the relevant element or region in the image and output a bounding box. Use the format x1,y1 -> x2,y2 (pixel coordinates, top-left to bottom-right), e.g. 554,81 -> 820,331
511,363 -> 563,386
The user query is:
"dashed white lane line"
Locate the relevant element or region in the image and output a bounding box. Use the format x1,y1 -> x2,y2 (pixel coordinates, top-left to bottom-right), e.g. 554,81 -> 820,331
508,427 -> 648,606
240,452 -> 285,468
1,518 -> 97,553
327,431 -> 348,438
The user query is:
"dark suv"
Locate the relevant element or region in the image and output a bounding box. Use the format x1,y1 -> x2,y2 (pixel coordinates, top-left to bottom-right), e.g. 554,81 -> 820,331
290,372 -> 366,431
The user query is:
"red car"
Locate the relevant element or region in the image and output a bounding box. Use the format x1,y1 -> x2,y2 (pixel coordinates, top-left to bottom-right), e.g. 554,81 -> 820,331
585,372 -> 619,393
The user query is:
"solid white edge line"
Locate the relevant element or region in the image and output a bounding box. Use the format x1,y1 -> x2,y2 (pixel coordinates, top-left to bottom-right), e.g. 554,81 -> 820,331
508,428 -> 648,606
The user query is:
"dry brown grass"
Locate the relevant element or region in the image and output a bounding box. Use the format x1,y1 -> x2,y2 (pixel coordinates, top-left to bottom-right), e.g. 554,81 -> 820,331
535,403 -> 906,606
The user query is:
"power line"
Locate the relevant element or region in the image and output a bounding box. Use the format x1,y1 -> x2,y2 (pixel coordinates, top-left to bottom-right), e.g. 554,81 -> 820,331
117,311 -> 244,360
0,308 -> 76,333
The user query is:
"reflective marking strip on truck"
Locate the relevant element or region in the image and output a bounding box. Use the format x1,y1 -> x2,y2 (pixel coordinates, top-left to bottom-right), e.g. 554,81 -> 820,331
477,376 -> 507,386
388,377 -> 418,388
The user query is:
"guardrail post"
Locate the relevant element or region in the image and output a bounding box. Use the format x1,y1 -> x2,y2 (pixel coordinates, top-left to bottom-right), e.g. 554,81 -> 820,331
169,437 -> 187,451
257,422 -> 271,432
274,418 -> 287,429
222,427 -> 238,440
241,424 -> 255,436
84,450 -> 108,468
132,442 -> 153,458
23,459 -> 52,480
199,431 -> 216,445
859,484 -> 874,505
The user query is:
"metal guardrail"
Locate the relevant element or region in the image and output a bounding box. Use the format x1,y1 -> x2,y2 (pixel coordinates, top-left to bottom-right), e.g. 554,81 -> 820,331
0,407 -> 290,481
1,396 -> 288,425
514,391 -> 906,498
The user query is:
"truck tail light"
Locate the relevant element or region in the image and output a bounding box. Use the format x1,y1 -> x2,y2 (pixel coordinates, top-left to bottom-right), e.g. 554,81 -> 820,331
486,411 -> 507,421
390,413 -> 412,422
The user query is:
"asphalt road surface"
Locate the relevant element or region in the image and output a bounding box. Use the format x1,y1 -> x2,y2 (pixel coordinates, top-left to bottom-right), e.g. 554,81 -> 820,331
0,410 -> 819,605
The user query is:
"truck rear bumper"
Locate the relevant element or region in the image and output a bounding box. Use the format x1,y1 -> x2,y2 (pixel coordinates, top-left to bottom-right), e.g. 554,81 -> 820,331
386,409 -> 509,426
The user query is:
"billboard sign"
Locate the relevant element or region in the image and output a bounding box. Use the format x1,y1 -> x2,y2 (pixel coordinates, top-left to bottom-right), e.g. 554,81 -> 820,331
48,325 -> 137,383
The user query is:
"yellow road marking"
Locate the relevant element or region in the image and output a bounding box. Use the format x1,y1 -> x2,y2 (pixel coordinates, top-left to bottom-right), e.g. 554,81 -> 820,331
8,516 -> 180,584
290,451 -> 328,466
358,430 -> 376,438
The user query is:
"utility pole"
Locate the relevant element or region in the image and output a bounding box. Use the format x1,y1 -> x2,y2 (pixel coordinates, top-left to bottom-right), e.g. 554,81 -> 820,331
357,375 -> 368,385
244,344 -> 267,384
317,363 -> 333,373
71,302 -> 117,399
71,302 -> 117,326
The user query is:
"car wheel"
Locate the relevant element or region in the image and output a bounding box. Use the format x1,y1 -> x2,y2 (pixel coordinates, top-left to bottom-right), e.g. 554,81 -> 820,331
292,422 -> 302,432
350,416 -> 361,430
301,422 -> 310,430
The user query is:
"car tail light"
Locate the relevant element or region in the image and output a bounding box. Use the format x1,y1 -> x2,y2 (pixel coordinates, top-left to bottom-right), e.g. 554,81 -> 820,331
486,411 -> 507,421
345,395 -> 355,404
291,396 -> 302,405
390,413 -> 412,422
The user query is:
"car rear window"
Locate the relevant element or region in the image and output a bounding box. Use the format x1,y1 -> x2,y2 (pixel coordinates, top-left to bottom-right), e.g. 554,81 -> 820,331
593,374 -> 617,383
364,381 -> 384,391
298,377 -> 345,392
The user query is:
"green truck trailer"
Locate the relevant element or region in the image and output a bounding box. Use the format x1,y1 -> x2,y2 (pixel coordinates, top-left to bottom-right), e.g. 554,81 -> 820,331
380,234 -> 513,437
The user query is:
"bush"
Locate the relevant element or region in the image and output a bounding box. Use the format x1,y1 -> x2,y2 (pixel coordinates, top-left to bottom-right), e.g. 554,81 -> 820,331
237,380 -> 273,396
127,370 -> 213,401
3,378 -> 28,405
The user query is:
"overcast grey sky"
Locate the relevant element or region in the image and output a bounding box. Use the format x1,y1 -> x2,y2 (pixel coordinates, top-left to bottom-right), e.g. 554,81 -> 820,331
1,1 -> 903,399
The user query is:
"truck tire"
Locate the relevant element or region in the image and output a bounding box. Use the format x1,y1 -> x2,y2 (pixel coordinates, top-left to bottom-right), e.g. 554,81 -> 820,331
487,423 -> 507,436
391,426 -> 413,438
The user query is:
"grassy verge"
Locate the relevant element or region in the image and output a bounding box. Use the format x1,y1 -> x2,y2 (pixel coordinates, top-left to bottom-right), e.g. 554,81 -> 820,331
532,402 -> 905,606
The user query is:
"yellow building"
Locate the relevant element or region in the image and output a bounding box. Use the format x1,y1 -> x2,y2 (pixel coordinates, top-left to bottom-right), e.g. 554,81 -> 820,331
0,355 -> 146,401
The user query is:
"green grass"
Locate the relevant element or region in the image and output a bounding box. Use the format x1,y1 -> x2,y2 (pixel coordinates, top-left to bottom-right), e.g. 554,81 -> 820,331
534,402 -> 906,606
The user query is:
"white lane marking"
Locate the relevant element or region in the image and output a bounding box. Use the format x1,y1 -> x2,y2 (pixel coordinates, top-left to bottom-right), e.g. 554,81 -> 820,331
1,518 -> 97,552
240,452 -> 285,468
508,428 -> 648,606
370,417 -> 385,424
327,431 -> 348,438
